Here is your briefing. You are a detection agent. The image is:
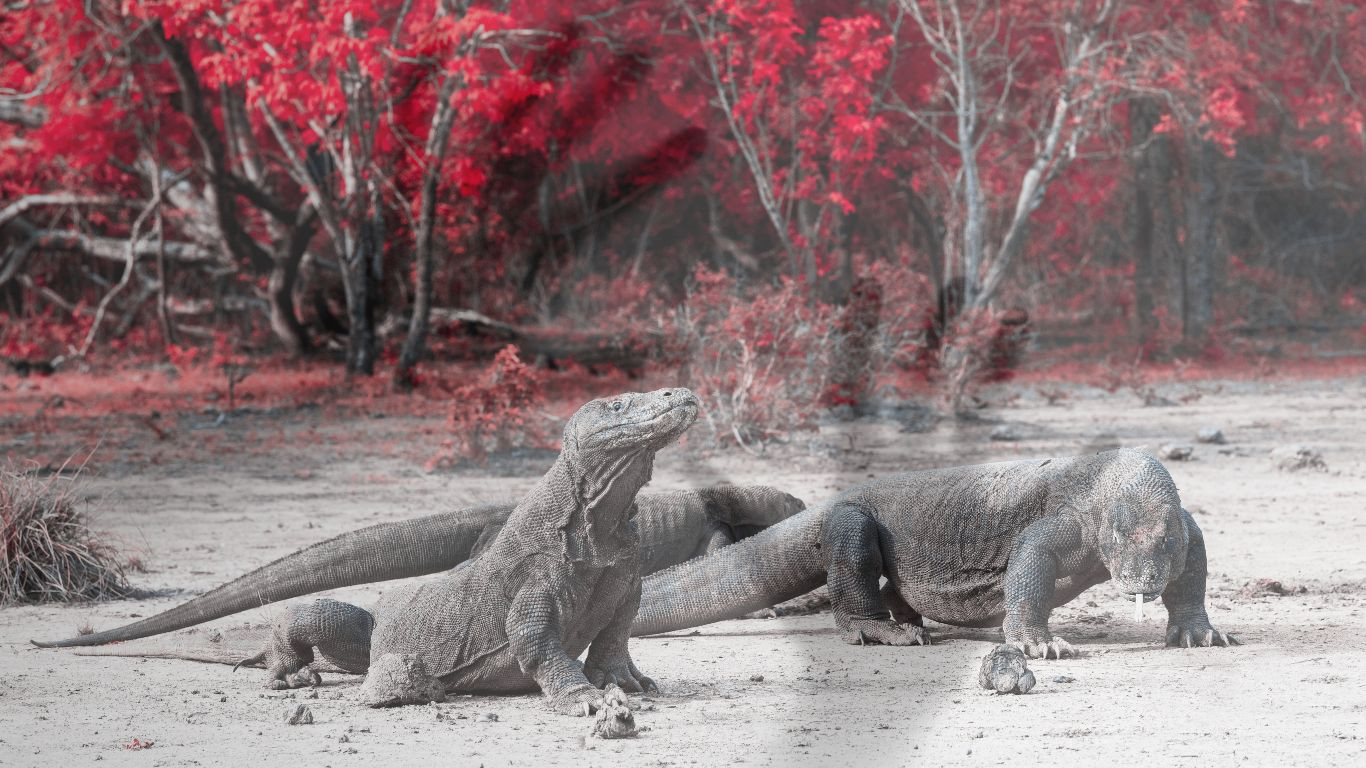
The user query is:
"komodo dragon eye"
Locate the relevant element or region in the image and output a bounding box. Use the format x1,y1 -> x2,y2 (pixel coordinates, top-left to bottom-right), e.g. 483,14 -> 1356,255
610,401 -> 624,412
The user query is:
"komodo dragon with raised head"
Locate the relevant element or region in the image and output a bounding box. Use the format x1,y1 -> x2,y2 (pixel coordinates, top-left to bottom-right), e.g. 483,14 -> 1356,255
629,449 -> 1237,692
33,486 -> 803,649
49,388 -> 699,715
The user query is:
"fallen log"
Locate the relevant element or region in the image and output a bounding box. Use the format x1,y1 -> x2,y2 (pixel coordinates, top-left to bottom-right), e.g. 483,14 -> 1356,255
428,307 -> 660,373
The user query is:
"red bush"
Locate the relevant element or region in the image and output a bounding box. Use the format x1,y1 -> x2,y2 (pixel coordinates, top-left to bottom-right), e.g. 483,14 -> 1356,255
428,345 -> 547,467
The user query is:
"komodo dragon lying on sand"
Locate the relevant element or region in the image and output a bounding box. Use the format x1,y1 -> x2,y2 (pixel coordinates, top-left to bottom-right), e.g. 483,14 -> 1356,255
34,486 -> 803,649
47,388 -> 700,715
630,449 -> 1238,693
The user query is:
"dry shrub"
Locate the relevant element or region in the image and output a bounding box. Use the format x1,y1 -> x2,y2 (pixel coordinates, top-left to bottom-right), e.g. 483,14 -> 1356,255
0,465 -> 129,604
666,267 -> 842,451
426,345 -> 549,468
940,307 -> 1032,414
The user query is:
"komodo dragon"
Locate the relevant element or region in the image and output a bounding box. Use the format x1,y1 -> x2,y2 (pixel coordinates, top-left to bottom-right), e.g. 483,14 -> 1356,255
33,485 -> 803,649
49,388 -> 700,714
630,449 -> 1237,692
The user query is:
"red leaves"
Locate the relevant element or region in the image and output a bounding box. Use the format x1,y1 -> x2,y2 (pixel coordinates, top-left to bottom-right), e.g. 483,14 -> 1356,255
433,345 -> 547,465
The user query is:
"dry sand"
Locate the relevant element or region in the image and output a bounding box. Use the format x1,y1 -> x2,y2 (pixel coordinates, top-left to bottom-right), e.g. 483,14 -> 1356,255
2,376 -> 1364,766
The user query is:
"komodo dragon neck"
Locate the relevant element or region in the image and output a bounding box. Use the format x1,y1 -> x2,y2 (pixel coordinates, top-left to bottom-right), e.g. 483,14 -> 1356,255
505,445 -> 655,567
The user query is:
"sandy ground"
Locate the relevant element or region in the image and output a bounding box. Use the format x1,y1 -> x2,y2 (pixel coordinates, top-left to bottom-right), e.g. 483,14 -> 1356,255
2,375 -> 1365,767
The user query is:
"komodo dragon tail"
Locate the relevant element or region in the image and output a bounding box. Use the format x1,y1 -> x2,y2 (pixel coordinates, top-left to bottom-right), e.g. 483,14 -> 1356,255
31,504 -> 511,648
631,507 -> 827,637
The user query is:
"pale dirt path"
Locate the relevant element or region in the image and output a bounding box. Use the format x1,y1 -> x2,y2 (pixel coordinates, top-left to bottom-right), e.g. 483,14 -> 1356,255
2,377 -> 1365,766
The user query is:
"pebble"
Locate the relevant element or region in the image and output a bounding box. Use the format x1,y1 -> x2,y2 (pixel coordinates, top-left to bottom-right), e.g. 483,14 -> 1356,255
285,704 -> 313,725
1158,444 -> 1194,461
1270,445 -> 1326,472
1196,427 -> 1226,444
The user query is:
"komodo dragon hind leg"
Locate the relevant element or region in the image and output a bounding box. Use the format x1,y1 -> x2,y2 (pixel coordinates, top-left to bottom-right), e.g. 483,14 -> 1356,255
824,503 -> 929,646
880,582 -> 931,642
250,598 -> 375,689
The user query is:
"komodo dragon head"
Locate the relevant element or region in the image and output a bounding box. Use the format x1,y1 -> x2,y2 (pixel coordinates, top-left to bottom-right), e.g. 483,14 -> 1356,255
556,388 -> 700,523
1093,453 -> 1190,604
563,387 -> 699,456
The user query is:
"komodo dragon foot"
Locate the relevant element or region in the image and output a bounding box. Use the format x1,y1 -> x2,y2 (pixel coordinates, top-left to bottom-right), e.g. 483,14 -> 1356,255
1005,628 -> 1077,659
551,683 -> 633,717
1165,620 -> 1239,648
841,619 -> 931,646
584,657 -> 658,694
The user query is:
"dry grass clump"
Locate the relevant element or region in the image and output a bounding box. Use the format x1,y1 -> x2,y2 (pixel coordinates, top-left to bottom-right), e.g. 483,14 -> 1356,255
1,465 -> 129,604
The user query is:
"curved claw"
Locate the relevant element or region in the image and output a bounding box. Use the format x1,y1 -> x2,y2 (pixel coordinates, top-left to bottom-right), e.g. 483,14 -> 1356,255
604,673 -> 644,694
1009,635 -> 1076,660
551,685 -> 606,717
842,620 -> 932,647
1166,624 -> 1239,648
585,662 -> 656,695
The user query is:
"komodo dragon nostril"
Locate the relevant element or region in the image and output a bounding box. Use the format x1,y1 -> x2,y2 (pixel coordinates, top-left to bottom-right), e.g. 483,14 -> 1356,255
662,390 -> 672,397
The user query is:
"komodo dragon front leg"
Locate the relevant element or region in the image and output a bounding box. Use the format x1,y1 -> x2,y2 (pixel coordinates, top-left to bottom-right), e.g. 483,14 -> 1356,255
1162,509 -> 1238,648
581,576 -> 656,695
506,562 -> 650,715
1000,516 -> 1110,660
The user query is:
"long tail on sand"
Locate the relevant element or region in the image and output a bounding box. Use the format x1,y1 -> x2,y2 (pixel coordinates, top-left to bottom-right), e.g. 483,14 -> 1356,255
70,625 -> 350,674
32,504 -> 509,648
631,508 -> 827,637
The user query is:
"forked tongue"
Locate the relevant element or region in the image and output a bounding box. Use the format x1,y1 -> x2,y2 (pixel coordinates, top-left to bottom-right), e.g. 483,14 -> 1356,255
1134,593 -> 1143,621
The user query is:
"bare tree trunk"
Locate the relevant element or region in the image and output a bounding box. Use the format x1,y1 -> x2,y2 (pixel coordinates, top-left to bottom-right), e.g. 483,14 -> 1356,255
267,207 -> 316,358
341,203 -> 382,375
153,173 -> 176,346
395,75 -> 460,389
1183,139 -> 1221,345
1130,99 -> 1160,345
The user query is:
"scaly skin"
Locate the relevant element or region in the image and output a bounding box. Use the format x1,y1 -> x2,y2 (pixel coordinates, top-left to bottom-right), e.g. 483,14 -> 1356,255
631,449 -> 1238,692
33,486 -> 802,649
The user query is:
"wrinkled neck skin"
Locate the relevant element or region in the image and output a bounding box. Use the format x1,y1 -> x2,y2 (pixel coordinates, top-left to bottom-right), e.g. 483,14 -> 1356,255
545,444 -> 656,565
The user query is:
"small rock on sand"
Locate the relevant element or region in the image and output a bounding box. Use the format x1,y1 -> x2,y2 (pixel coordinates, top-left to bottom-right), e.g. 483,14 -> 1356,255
1158,444 -> 1194,461
589,685 -> 637,739
977,645 -> 1034,695
1270,445 -> 1326,472
1196,427 -> 1226,444
285,704 -> 313,725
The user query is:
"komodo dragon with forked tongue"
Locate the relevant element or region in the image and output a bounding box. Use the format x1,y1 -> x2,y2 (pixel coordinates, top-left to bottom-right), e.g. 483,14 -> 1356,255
629,449 -> 1238,693
42,388 -> 701,715
33,486 -> 802,649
